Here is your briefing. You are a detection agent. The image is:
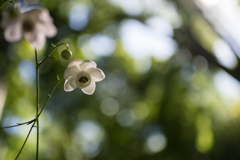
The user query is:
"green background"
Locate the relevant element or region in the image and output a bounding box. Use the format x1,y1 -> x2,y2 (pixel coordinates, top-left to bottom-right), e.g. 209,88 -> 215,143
0,0 -> 240,159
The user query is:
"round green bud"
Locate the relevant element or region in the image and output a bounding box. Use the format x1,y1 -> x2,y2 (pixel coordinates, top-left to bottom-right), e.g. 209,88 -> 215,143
61,49 -> 72,60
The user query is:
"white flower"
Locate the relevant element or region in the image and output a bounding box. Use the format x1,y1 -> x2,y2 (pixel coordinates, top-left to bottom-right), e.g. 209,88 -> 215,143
64,59 -> 105,95
2,7 -> 57,49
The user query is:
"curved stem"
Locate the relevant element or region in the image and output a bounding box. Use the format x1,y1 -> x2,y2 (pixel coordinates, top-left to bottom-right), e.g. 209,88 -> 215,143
35,49 -> 39,160
15,78 -> 63,160
38,43 -> 69,67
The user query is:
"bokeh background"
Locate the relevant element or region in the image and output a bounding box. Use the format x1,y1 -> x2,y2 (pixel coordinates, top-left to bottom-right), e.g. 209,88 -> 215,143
1,0 -> 240,159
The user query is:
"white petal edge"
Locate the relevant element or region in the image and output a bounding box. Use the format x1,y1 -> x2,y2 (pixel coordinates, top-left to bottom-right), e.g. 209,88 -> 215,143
64,65 -> 79,79
67,59 -> 83,68
4,21 -> 22,42
35,21 -> 57,38
88,67 -> 105,82
82,81 -> 96,95
44,23 -> 57,38
80,60 -> 97,70
64,77 -> 77,92
29,32 -> 46,49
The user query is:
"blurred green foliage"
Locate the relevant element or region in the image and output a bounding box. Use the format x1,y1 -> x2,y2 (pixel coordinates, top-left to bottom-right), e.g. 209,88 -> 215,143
0,0 -> 240,160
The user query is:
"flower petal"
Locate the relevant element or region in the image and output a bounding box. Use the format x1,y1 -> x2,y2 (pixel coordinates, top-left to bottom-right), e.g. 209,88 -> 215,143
37,10 -> 57,37
30,33 -> 45,49
82,81 -> 96,95
88,68 -> 105,82
67,59 -> 83,68
80,60 -> 97,70
64,77 -> 77,92
23,25 -> 46,49
4,21 -> 22,42
64,65 -> 80,79
44,23 -> 57,38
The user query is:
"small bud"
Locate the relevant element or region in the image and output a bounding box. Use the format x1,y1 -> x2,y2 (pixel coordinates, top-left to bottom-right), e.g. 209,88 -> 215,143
61,49 -> 72,60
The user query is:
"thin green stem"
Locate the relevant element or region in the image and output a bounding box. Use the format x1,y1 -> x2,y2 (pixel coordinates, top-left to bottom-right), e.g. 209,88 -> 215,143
15,121 -> 36,160
0,119 -> 36,129
35,49 -> 39,160
0,1 -> 7,9
38,43 -> 69,67
37,78 -> 63,119
0,0 -> 15,10
15,78 -> 63,160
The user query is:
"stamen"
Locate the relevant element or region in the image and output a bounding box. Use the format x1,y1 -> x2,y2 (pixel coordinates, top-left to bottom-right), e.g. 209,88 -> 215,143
79,77 -> 88,83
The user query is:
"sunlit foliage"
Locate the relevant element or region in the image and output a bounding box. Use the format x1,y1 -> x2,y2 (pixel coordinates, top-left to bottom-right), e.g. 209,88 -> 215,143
1,0 -> 240,160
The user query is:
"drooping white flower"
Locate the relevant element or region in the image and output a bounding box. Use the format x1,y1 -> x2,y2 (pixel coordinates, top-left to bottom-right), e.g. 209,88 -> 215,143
64,59 -> 105,95
2,6 -> 57,49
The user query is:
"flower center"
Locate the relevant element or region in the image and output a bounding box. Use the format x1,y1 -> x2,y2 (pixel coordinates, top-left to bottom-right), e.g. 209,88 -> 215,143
79,76 -> 89,83
22,19 -> 35,32
75,72 -> 91,89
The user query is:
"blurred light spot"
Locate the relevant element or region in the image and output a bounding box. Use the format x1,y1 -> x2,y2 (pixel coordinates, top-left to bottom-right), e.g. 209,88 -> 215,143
18,60 -> 35,84
78,34 -> 115,60
17,98 -> 34,117
214,71 -> 240,100
117,109 -> 135,127
120,19 -> 176,61
16,40 -> 36,60
195,114 -> 214,153
107,0 -> 142,16
193,55 -> 208,72
146,84 -> 164,102
77,34 -> 93,59
143,0 -> 182,28
100,97 -> 119,116
100,73 -> 127,97
180,63 -> 195,81
89,34 -> 115,56
146,17 -> 173,37
145,132 -> 167,154
74,120 -> 105,158
3,116 -> 29,136
195,0 -> 240,61
133,59 -> 152,74
69,4 -> 89,31
133,102 -> 150,120
173,49 -> 192,66
213,39 -> 237,69
195,0 -> 221,7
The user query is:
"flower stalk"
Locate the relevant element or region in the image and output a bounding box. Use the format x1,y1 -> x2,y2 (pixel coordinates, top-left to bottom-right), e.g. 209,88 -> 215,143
15,48 -> 63,160
35,48 -> 40,160
15,77 -> 63,160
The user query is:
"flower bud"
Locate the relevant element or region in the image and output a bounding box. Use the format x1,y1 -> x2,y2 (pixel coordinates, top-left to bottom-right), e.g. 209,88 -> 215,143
61,49 -> 72,60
